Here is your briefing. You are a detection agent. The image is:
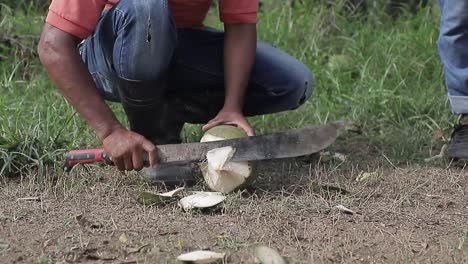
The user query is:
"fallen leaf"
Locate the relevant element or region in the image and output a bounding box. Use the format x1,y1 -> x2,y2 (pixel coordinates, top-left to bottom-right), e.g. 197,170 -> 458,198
344,122 -> 363,134
119,233 -> 129,245
333,205 -> 355,215
137,192 -> 169,206
254,246 -> 286,264
178,192 -> 226,211
127,243 -> 150,254
75,214 -> 101,229
43,239 -> 53,248
177,250 -> 225,263
437,200 -> 455,209
0,242 -> 9,251
320,152 -> 347,163
355,171 -> 378,182
333,152 -> 347,162
432,129 -> 445,140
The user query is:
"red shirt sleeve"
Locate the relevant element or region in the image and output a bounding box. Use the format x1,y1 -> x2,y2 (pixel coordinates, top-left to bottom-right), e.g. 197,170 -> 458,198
219,0 -> 259,24
46,0 -> 107,39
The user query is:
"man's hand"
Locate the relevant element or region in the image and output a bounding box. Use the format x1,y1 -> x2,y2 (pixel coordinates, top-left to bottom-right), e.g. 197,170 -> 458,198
102,127 -> 159,171
203,109 -> 255,136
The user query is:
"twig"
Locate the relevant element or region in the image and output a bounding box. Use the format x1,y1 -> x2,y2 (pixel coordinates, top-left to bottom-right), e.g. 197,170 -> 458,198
17,197 -> 41,202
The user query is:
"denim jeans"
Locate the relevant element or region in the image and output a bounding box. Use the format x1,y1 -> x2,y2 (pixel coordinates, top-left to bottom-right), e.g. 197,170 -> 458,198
438,0 -> 468,114
80,0 -> 313,124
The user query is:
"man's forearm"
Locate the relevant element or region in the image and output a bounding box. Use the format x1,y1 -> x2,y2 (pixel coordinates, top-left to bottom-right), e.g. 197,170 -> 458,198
223,23 -> 257,112
38,24 -> 123,141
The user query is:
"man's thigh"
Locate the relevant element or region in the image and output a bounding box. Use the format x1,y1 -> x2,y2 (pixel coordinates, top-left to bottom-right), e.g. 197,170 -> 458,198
169,28 -> 313,118
80,0 -> 176,102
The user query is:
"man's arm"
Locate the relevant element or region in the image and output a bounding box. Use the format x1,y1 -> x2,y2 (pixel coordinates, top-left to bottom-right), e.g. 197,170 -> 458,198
38,24 -> 158,170
203,23 -> 257,136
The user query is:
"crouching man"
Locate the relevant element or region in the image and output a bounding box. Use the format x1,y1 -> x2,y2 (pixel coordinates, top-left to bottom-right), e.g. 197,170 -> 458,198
38,0 -> 313,184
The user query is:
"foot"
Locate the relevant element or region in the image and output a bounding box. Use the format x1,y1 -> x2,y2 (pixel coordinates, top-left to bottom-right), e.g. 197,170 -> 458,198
143,162 -> 197,186
447,115 -> 468,160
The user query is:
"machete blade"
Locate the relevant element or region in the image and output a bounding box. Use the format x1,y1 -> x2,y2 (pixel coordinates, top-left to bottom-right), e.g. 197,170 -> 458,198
157,121 -> 344,163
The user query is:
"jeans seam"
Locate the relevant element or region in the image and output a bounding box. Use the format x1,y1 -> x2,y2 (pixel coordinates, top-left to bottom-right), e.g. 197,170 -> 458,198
113,8 -> 128,36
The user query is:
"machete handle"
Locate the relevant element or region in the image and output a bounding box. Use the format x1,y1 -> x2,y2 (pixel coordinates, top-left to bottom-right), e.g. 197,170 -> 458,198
63,148 -> 111,172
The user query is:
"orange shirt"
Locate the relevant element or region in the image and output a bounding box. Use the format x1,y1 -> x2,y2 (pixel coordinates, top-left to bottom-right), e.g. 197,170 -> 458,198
46,0 -> 258,39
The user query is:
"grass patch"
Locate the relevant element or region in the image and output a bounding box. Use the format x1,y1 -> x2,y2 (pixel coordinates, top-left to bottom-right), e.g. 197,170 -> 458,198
0,1 -> 451,178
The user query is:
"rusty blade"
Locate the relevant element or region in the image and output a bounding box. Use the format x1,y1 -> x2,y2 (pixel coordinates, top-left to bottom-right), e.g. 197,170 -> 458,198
156,121 -> 344,163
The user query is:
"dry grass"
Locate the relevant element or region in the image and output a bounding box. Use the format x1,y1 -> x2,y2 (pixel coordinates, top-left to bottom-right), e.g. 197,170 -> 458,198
2,137 -> 468,264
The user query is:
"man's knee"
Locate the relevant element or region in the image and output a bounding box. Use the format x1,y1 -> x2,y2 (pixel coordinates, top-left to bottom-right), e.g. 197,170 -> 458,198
281,64 -> 314,110
113,0 -> 176,80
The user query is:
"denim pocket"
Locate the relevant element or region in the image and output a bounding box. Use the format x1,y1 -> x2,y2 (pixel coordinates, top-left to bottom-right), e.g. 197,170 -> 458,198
90,72 -> 120,102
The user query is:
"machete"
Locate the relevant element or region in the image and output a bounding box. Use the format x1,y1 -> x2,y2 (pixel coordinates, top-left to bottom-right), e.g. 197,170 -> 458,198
63,121 -> 344,172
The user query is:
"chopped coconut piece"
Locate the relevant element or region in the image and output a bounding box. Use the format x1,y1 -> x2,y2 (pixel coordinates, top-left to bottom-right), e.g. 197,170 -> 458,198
177,250 -> 225,263
178,192 -> 226,210
206,146 -> 236,170
200,125 -> 257,193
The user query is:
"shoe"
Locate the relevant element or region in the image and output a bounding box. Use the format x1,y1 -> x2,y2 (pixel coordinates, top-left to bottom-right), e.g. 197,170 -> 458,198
117,77 -> 196,185
447,115 -> 468,160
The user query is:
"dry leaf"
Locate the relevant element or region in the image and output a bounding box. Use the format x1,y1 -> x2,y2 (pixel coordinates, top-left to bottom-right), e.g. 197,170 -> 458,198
119,233 -> 129,245
254,246 -> 286,264
137,191 -> 167,206
344,122 -> 363,133
320,152 -> 347,162
0,242 -> 9,251
432,129 -> 445,140
355,171 -> 378,182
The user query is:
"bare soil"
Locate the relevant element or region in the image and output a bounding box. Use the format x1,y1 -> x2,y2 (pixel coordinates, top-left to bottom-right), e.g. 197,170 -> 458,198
1,136 -> 468,263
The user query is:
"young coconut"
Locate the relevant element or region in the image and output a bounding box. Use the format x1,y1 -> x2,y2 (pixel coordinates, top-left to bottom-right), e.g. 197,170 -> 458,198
200,125 -> 257,193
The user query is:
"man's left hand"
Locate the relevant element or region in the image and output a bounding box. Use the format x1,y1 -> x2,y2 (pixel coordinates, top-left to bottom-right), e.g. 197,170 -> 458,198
203,110 -> 255,136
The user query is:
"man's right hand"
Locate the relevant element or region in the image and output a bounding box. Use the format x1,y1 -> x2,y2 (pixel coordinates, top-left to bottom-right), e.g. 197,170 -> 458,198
102,127 -> 159,171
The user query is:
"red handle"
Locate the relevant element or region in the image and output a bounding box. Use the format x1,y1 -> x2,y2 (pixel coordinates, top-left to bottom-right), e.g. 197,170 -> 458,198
63,148 -> 112,172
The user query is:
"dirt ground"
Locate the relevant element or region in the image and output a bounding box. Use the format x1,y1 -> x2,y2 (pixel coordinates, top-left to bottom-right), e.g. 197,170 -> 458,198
1,136 -> 468,264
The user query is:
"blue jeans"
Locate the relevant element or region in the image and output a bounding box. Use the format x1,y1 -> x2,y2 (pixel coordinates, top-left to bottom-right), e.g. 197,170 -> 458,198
438,0 -> 468,114
80,0 -> 313,124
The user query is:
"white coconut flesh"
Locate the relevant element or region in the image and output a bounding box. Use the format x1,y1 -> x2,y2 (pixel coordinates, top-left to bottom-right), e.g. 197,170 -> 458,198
201,131 -> 254,193
177,250 -> 226,263
178,192 -> 226,210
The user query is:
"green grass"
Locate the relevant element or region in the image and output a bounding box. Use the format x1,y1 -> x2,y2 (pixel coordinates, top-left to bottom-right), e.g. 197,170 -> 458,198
0,1 -> 451,178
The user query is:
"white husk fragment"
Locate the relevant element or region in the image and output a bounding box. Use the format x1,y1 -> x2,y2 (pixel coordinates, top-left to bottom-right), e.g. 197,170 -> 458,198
159,187 -> 185,198
206,146 -> 236,170
201,127 -> 255,193
254,246 -> 286,264
333,204 -> 355,215
204,146 -> 252,193
177,250 -> 226,263
204,163 -> 247,193
178,192 -> 226,210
